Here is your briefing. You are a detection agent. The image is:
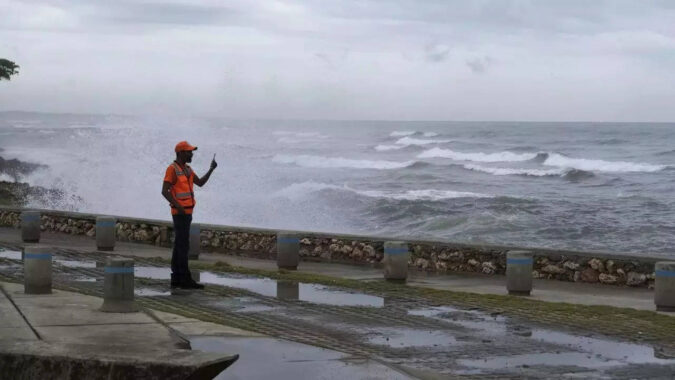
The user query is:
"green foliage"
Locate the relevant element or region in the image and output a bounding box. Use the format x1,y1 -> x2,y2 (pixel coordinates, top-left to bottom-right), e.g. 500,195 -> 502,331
0,59 -> 19,81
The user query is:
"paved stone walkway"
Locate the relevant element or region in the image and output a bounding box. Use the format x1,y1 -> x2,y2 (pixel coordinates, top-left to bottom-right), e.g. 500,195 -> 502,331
2,243 -> 675,379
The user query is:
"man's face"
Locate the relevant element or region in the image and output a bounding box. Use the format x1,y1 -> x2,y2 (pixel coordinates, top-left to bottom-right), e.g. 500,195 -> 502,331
178,150 -> 193,163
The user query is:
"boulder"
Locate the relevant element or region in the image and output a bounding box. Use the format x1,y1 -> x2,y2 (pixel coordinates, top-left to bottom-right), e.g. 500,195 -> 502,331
580,268 -> 599,283
541,264 -> 566,275
588,258 -> 605,273
481,261 -> 497,275
598,273 -> 618,285
626,272 -> 647,287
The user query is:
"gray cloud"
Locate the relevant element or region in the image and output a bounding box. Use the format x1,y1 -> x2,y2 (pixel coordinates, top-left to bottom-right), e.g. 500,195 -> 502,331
425,44 -> 450,62
1,0 -> 674,121
466,56 -> 494,74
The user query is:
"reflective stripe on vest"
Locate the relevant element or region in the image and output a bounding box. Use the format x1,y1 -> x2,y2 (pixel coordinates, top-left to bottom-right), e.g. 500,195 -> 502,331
170,162 -> 195,208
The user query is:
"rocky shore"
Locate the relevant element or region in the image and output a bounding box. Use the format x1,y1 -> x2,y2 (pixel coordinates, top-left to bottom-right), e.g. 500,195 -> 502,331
0,155 -> 77,207
0,207 -> 659,288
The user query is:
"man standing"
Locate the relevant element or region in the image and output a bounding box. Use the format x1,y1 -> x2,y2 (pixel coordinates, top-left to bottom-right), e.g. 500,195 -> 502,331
162,141 -> 217,289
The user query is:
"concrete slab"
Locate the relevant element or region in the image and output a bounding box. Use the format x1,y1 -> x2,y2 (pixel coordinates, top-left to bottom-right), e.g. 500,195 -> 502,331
35,323 -> 179,348
0,284 -> 38,340
0,280 -> 239,378
0,340 -> 238,380
0,327 -> 37,341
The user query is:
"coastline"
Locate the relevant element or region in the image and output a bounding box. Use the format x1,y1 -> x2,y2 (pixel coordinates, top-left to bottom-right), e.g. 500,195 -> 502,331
0,205 -> 662,289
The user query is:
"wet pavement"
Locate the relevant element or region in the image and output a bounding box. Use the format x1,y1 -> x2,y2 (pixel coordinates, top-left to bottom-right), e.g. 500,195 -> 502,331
2,244 -> 675,379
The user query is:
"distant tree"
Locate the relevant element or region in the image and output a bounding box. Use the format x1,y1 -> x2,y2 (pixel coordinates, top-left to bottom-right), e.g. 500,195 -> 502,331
0,59 -> 19,81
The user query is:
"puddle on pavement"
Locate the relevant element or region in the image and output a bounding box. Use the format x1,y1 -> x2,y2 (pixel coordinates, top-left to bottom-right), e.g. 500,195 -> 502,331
366,328 -> 458,348
199,272 -> 384,307
134,267 -> 383,307
135,287 -> 171,296
0,250 -> 22,260
456,352 -> 624,372
134,266 -> 172,280
72,276 -> 97,282
412,307 -> 675,373
190,336 -> 409,380
409,306 -> 507,334
54,259 -> 97,268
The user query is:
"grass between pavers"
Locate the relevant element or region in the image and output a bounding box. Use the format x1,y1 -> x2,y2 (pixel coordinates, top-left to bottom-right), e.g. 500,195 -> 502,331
158,257 -> 675,349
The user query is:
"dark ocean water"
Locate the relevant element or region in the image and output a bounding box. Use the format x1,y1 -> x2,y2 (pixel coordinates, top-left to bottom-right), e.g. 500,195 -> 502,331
1,112 -> 674,256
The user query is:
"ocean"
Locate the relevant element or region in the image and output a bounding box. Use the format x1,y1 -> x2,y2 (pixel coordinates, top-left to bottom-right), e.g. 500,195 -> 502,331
1,112 -> 674,256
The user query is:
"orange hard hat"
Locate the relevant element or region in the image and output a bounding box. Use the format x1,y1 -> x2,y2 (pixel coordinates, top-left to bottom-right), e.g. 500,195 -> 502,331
175,141 -> 198,152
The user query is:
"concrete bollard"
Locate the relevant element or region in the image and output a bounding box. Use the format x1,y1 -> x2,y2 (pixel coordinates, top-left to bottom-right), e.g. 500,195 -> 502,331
506,250 -> 533,296
277,233 -> 300,270
277,281 -> 299,300
21,211 -> 41,243
655,262 -> 675,312
96,216 -> 116,251
100,258 -> 138,313
383,241 -> 409,282
189,223 -> 200,260
24,246 -> 52,294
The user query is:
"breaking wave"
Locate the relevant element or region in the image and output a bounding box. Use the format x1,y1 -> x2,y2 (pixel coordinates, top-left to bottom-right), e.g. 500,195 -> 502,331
462,164 -> 565,177
419,147 -> 538,163
390,131 -> 416,137
542,153 -> 666,173
274,181 -> 494,201
463,163 -> 596,181
273,154 -> 415,170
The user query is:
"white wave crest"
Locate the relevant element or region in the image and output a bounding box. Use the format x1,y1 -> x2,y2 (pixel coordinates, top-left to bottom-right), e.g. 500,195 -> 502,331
543,153 -> 666,173
273,154 -> 415,169
423,132 -> 438,137
390,131 -> 416,137
463,164 -> 566,177
375,145 -> 404,151
274,181 -> 493,201
418,147 -> 538,163
395,136 -> 451,146
358,189 -> 493,201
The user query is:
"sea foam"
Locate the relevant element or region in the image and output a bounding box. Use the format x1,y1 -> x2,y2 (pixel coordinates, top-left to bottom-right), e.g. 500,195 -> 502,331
418,147 -> 538,163
274,181 -> 493,201
273,154 -> 415,169
543,153 -> 666,173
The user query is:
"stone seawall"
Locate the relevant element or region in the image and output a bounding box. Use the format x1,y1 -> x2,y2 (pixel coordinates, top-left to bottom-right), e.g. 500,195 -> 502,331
0,207 -> 662,288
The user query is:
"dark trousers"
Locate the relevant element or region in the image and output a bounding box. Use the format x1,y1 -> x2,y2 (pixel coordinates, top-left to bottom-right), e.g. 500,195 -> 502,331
171,214 -> 192,282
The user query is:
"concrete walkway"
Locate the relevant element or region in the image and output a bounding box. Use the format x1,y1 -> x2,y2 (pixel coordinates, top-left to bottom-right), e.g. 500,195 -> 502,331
4,228 -> 675,379
0,227 -> 661,313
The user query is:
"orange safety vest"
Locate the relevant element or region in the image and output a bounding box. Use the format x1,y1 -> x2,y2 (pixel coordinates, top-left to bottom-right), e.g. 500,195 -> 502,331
170,162 -> 195,215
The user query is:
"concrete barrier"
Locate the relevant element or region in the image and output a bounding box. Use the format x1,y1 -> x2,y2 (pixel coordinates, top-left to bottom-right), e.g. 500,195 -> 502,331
20,211 -> 41,243
24,246 -> 52,294
277,281 -> 299,300
654,261 -> 675,312
96,216 -> 116,251
506,250 -> 533,296
189,223 -> 200,260
277,233 -> 299,270
100,258 -> 138,313
383,241 -> 409,282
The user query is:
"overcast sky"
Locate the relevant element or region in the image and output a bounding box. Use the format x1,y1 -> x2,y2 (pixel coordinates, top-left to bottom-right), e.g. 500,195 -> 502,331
1,0 -> 674,121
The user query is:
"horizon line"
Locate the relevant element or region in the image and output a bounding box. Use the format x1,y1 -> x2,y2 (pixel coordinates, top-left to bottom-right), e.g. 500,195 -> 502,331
1,109 -> 673,124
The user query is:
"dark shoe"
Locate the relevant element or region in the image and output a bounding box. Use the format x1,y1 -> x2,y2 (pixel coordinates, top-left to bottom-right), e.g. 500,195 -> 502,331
174,280 -> 204,290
